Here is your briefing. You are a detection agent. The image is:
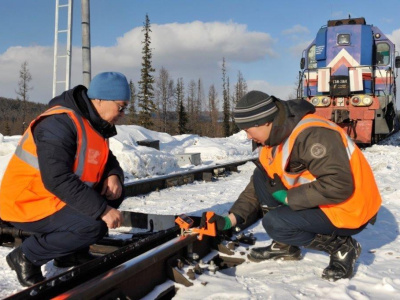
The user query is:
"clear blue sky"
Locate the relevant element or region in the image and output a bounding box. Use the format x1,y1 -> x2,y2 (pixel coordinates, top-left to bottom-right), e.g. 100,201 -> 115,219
1,0 -> 399,103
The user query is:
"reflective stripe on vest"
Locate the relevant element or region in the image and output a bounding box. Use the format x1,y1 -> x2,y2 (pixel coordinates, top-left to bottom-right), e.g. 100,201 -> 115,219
14,133 -> 39,170
279,116 -> 356,187
14,106 -> 94,187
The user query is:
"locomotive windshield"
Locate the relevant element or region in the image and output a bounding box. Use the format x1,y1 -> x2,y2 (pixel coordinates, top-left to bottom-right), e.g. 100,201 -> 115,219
376,43 -> 390,65
308,45 -> 317,69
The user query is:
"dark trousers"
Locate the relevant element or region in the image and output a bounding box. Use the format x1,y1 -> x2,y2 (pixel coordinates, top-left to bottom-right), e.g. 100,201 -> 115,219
253,167 -> 366,247
11,190 -> 124,266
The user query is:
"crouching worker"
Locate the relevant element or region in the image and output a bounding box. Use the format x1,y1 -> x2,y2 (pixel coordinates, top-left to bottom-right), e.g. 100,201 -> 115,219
0,72 -> 130,287
203,91 -> 381,281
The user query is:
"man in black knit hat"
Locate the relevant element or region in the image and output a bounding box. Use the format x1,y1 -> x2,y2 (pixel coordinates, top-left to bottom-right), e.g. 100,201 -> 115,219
202,90 -> 381,281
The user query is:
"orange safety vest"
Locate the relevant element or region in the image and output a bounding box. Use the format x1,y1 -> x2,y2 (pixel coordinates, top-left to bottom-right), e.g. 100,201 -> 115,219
259,114 -> 381,229
0,106 -> 109,222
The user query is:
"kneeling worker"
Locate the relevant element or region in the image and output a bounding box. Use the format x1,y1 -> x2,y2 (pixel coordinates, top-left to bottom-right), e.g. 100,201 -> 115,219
203,90 -> 381,281
0,72 -> 130,286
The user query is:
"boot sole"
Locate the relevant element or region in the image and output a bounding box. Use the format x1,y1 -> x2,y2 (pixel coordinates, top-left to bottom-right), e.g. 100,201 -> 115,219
247,249 -> 302,262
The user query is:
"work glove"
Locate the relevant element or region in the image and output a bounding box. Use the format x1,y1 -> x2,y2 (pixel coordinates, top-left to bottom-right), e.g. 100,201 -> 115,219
266,174 -> 288,205
200,212 -> 232,231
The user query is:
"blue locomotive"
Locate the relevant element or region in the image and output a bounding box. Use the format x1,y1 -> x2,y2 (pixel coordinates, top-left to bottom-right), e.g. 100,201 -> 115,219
298,17 -> 400,144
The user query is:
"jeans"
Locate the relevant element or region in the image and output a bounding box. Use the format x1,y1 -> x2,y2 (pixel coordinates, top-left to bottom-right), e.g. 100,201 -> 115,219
253,167 -> 366,246
11,190 -> 124,266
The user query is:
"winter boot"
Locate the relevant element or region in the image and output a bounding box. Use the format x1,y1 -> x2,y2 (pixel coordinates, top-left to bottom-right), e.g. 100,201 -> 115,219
53,248 -> 97,268
248,240 -> 301,262
306,234 -> 362,281
6,246 -> 45,287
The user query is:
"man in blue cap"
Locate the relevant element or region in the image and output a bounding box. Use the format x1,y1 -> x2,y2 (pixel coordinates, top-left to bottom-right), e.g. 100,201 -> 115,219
0,72 -> 131,287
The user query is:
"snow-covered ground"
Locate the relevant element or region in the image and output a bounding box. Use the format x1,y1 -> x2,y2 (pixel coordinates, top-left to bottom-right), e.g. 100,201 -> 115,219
0,126 -> 400,299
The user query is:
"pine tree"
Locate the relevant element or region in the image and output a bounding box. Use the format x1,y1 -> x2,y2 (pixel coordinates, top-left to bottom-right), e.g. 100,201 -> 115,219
138,14 -> 156,129
16,61 -> 32,134
208,84 -> 219,137
193,78 -> 203,135
186,80 -> 196,133
176,78 -> 188,134
222,58 -> 230,137
127,80 -> 137,125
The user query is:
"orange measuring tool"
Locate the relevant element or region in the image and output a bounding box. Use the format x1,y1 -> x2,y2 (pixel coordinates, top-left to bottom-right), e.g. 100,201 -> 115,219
190,211 -> 216,240
175,214 -> 194,230
175,212 -> 217,240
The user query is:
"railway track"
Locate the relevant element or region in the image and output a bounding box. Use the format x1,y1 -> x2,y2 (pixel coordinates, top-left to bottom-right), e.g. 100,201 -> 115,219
124,158 -> 256,197
4,213 -> 255,299
1,158 -> 257,299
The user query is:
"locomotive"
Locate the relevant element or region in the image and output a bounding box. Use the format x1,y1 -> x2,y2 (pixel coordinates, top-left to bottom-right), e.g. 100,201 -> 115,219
298,17 -> 400,144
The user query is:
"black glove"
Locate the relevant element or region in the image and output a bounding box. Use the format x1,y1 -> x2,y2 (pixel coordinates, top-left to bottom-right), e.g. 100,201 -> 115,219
266,174 -> 288,205
199,212 -> 232,231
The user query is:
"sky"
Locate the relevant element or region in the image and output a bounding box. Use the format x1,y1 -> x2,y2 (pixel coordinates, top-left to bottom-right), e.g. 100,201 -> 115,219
1,126 -> 400,298
1,0 -> 400,105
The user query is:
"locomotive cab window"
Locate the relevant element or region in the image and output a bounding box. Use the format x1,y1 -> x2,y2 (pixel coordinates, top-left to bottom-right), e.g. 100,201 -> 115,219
376,43 -> 390,65
337,34 -> 350,45
308,45 -> 317,69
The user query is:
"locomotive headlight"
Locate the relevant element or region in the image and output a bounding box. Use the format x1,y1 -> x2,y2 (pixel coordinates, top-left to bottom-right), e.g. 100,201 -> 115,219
351,95 -> 373,106
311,97 -> 320,106
362,97 -> 372,105
321,97 -> 331,106
310,96 -> 331,106
337,34 -> 350,45
351,96 -> 361,105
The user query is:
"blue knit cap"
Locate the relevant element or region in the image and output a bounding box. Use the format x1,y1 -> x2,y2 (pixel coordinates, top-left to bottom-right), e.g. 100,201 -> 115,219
87,72 -> 130,101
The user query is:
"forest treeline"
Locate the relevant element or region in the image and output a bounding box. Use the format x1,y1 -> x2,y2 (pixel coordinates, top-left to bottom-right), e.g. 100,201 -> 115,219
0,96 -> 48,136
1,14 -> 251,138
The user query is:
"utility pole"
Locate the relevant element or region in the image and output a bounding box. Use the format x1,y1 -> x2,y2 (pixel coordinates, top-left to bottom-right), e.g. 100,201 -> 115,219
81,0 -> 91,87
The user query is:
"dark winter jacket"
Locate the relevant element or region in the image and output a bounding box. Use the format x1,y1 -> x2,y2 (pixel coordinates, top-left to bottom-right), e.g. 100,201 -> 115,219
32,85 -> 124,219
230,98 -> 354,223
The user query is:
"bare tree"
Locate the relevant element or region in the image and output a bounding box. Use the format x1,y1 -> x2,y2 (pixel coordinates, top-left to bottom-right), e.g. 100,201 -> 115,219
234,71 -> 247,105
186,80 -> 196,133
192,78 -> 204,134
155,67 -> 175,132
232,70 -> 247,133
222,58 -> 230,137
16,61 -> 33,133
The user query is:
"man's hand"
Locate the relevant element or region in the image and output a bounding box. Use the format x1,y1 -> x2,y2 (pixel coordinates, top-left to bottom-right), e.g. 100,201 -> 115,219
266,174 -> 288,205
101,175 -> 122,200
101,205 -> 124,229
200,212 -> 232,231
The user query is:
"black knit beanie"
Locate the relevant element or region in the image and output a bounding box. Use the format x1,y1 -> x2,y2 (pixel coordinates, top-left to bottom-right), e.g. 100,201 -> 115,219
233,91 -> 278,130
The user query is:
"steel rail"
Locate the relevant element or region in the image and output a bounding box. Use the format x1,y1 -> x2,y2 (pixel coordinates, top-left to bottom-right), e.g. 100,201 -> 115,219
124,158 -> 256,197
4,226 -> 182,300
55,233 -> 200,299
